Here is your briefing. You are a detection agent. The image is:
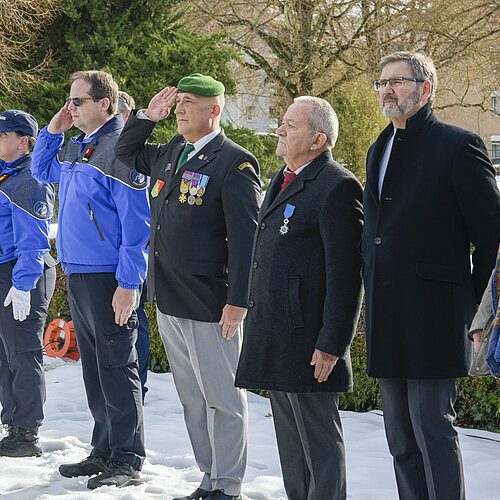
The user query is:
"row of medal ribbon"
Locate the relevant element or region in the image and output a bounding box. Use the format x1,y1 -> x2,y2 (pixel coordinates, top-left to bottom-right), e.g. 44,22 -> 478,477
179,170 -> 210,206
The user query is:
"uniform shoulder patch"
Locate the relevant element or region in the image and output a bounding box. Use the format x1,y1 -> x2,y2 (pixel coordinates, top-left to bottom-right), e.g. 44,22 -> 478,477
33,201 -> 50,219
238,161 -> 254,172
129,170 -> 148,188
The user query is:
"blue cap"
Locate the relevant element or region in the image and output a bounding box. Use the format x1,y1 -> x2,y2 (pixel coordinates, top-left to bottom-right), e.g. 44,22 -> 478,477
0,110 -> 38,137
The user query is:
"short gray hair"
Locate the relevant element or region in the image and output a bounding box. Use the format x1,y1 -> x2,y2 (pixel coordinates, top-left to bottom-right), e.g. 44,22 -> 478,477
118,91 -> 135,113
379,51 -> 438,102
293,96 -> 339,149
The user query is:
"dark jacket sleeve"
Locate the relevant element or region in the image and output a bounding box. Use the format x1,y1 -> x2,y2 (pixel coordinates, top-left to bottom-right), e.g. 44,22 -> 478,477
221,155 -> 261,308
115,109 -> 167,176
452,132 -> 500,302
315,175 -> 364,358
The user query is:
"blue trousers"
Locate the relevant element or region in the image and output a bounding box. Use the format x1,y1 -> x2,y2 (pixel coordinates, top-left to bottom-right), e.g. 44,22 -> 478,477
67,273 -> 145,470
0,260 -> 55,429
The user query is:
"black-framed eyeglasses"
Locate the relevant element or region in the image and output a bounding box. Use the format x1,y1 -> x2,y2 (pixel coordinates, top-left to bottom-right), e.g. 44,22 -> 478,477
373,77 -> 425,91
66,97 -> 104,106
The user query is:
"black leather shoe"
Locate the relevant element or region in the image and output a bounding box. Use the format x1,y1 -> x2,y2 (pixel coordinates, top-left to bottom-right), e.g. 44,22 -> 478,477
59,456 -> 107,477
206,490 -> 242,500
172,488 -> 211,500
87,460 -> 141,489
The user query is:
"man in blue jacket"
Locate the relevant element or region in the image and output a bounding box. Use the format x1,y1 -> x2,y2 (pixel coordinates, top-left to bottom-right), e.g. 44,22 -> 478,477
32,70 -> 150,489
0,110 -> 56,458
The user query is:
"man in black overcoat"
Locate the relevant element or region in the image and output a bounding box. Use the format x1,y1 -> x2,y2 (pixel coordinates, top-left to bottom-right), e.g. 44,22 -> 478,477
236,96 -> 363,500
115,74 -> 261,500
363,51 -> 500,500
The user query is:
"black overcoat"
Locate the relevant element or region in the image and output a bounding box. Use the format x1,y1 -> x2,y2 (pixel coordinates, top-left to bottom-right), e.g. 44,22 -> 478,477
115,111 -> 261,322
363,103 -> 500,379
235,151 -> 363,393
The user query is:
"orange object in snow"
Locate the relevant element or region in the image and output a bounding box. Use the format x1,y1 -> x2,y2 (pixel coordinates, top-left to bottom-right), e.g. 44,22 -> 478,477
44,319 -> 80,360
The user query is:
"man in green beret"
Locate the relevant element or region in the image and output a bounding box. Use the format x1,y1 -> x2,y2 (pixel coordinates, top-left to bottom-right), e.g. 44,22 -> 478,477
115,74 -> 261,500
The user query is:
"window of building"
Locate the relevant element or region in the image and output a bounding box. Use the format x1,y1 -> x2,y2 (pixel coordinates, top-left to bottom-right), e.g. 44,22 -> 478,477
245,106 -> 255,122
492,91 -> 500,115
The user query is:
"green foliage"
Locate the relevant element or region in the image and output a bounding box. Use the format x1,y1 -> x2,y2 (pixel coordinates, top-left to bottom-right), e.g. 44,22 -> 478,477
2,0 -> 238,136
329,81 -> 388,181
222,124 -> 282,188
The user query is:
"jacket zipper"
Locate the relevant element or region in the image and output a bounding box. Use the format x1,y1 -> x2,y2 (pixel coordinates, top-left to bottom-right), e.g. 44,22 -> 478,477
87,202 -> 105,241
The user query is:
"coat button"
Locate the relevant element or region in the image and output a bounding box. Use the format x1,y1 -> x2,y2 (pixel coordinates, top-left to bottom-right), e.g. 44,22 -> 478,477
156,224 -> 161,231
259,222 -> 266,230
164,199 -> 169,205
252,261 -> 258,269
154,251 -> 160,256
248,299 -> 255,308
374,237 -> 382,245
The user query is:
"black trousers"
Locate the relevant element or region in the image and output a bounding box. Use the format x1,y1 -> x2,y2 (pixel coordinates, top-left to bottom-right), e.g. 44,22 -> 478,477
67,273 -> 145,470
269,391 -> 346,500
378,378 -> 465,500
0,260 -> 55,429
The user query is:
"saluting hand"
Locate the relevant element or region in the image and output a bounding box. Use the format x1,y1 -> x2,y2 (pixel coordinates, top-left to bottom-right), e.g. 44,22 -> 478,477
112,286 -> 137,326
219,304 -> 247,340
47,101 -> 74,134
310,349 -> 339,383
144,86 -> 178,122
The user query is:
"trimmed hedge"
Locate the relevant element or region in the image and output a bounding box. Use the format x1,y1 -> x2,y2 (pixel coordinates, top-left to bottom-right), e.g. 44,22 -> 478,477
46,247 -> 499,434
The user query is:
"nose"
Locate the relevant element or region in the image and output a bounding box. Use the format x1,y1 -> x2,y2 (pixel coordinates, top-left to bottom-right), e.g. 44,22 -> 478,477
174,103 -> 183,115
276,125 -> 286,136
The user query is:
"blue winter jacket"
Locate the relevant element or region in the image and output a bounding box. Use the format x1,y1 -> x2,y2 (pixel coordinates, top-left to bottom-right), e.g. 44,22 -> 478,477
0,154 -> 54,291
31,114 -> 150,289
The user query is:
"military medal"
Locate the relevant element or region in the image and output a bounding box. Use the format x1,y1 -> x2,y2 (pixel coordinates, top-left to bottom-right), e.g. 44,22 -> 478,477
179,170 -> 210,206
279,204 -> 295,235
81,147 -> 95,163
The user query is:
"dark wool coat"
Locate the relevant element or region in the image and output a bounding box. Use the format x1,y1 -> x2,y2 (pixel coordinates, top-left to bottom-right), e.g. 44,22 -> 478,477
115,111 -> 261,322
363,103 -> 500,379
235,151 -> 363,393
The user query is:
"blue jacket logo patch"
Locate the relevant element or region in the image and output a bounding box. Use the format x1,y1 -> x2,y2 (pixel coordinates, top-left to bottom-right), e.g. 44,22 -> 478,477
130,170 -> 147,188
33,201 -> 49,218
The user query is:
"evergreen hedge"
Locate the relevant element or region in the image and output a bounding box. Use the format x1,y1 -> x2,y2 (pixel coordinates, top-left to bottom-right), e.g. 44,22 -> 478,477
47,246 -> 500,433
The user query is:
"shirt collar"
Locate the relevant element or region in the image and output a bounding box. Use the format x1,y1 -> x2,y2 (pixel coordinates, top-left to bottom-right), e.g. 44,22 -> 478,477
284,160 -> 312,177
191,128 -> 221,153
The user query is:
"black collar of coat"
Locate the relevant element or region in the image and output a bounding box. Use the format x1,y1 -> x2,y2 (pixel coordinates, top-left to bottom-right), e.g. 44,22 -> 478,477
261,149 -> 332,217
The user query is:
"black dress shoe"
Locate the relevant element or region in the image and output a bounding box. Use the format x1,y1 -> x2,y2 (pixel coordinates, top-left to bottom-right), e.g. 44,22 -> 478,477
206,490 -> 242,500
87,460 -> 141,489
172,487 -> 211,500
59,455 -> 108,477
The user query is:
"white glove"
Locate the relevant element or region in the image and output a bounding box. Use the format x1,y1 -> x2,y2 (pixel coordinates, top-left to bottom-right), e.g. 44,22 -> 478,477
4,286 -> 31,322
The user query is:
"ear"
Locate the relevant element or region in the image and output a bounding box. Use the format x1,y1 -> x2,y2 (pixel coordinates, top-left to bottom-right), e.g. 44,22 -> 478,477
421,80 -> 432,103
311,132 -> 327,151
101,97 -> 111,113
18,135 -> 29,150
210,104 -> 221,118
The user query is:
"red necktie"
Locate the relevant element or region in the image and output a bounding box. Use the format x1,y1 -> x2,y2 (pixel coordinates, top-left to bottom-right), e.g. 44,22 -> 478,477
281,170 -> 296,192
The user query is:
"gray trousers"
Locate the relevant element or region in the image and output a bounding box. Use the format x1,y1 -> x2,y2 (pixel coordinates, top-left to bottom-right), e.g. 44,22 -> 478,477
157,311 -> 247,495
269,391 -> 346,500
378,378 -> 465,500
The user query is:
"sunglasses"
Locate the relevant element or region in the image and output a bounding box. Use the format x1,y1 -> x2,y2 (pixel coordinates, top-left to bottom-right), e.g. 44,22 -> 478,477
66,97 -> 104,106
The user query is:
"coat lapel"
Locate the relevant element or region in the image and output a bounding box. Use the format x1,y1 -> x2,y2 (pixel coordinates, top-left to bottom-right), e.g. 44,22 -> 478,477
163,131 -> 226,200
365,123 -> 393,206
261,151 -> 329,220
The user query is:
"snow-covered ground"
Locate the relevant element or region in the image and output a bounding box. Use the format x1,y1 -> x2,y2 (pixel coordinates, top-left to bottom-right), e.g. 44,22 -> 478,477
0,356 -> 499,499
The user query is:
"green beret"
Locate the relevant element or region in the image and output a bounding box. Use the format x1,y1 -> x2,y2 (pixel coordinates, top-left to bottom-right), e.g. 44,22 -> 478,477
177,73 -> 225,97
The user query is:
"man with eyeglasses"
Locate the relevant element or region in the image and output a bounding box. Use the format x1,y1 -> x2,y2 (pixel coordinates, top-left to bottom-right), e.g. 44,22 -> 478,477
32,70 -> 150,489
363,51 -> 500,500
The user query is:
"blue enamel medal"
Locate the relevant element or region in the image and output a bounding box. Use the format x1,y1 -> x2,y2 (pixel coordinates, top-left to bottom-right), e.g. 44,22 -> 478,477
280,204 -> 295,235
